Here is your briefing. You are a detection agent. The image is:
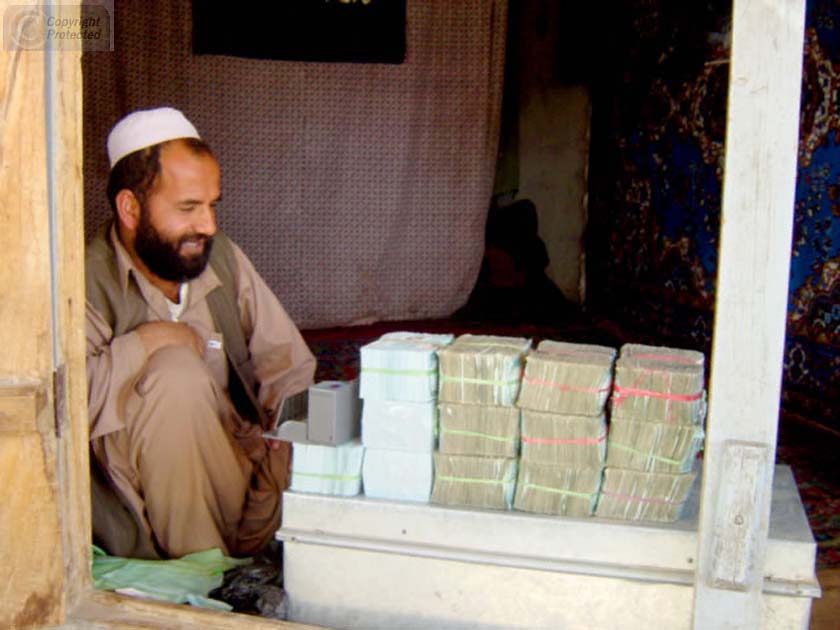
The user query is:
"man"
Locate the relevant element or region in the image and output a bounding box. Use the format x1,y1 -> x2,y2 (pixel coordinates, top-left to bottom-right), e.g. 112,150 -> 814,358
86,107 -> 316,559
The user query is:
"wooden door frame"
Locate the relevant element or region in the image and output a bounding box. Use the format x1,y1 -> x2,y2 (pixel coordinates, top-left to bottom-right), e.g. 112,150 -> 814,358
0,0 -> 807,628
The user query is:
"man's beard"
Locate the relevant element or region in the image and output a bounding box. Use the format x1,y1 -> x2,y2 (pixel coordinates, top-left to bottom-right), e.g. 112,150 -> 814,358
134,211 -> 213,282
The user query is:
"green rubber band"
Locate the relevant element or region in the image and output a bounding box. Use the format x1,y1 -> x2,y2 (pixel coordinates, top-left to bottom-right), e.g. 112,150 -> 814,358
293,471 -> 361,481
610,442 -> 683,466
362,367 -> 436,377
436,474 -> 516,486
440,427 -> 516,443
524,483 -> 595,499
439,374 -> 520,386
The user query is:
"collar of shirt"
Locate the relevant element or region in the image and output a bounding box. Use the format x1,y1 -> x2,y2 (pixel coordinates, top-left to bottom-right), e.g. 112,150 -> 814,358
109,223 -> 222,322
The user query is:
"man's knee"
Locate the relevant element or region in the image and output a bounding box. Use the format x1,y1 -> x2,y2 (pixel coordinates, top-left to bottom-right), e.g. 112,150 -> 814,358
129,344 -> 227,447
137,345 -> 215,399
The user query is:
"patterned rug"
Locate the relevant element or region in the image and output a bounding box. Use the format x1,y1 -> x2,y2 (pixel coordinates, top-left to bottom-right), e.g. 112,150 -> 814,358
302,317 -> 840,569
776,421 -> 840,570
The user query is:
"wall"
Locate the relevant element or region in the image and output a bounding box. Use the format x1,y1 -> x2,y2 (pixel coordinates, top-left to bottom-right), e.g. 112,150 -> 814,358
519,86 -> 590,303
515,0 -> 590,303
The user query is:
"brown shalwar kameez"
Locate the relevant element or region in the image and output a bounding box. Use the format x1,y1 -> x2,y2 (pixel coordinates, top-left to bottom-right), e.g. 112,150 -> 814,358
86,226 -> 316,557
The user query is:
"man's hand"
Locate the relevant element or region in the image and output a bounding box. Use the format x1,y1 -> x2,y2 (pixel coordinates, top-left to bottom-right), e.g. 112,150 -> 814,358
135,321 -> 205,358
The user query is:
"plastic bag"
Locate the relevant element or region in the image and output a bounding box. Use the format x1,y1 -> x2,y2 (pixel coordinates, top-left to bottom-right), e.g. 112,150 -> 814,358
92,545 -> 251,610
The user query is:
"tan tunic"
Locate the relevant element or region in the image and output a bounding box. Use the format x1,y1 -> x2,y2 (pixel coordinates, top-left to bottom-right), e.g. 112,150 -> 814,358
86,226 -> 316,557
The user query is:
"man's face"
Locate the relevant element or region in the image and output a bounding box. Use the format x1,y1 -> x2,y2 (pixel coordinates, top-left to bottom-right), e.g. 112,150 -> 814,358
133,141 -> 221,283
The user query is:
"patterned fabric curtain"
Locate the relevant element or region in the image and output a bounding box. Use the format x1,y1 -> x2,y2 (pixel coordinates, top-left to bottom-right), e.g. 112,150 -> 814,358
83,0 -> 508,329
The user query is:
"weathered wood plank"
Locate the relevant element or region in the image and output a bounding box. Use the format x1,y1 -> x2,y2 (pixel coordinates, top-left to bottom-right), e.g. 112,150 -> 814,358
692,0 -> 807,627
49,3 -> 92,610
0,383 -> 47,433
0,23 -> 52,379
70,591 -> 323,630
709,441 -> 771,591
0,0 -> 66,624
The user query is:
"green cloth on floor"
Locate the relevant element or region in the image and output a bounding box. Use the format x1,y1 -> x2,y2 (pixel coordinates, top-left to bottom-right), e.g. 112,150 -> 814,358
92,545 -> 251,610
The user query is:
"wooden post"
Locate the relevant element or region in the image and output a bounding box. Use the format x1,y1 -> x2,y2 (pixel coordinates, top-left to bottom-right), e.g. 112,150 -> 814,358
0,1 -> 87,626
692,0 -> 806,628
50,3 -> 92,613
0,3 -> 66,626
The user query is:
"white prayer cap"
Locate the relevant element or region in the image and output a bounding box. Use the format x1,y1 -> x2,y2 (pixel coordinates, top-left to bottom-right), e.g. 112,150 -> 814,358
107,107 -> 200,168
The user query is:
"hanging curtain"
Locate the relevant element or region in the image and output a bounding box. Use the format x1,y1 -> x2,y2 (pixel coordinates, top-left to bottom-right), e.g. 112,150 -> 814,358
83,0 -> 508,329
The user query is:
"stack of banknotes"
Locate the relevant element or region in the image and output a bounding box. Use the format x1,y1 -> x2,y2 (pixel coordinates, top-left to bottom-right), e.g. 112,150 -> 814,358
432,335 -> 530,510
513,341 -> 616,517
359,332 -> 454,502
597,343 -> 706,522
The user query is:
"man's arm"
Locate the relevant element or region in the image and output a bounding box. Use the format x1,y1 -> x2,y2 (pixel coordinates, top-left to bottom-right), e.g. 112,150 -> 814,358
230,242 -> 317,417
86,302 -> 148,439
86,302 -> 204,439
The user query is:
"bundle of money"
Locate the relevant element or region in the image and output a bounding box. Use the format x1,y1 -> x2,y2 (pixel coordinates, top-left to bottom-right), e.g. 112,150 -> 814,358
431,453 -> 518,510
594,468 -> 697,522
605,417 -> 704,474
517,341 -> 616,415
611,344 -> 706,425
520,411 -> 607,467
437,335 -> 531,406
361,399 -> 437,453
362,449 -> 434,503
513,462 -> 602,517
437,402 -> 520,458
290,439 -> 365,497
359,332 -> 454,403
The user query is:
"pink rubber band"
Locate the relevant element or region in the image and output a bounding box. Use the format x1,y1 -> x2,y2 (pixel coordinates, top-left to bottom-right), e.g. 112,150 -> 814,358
612,385 -> 703,403
522,433 -> 607,445
524,376 -> 610,394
